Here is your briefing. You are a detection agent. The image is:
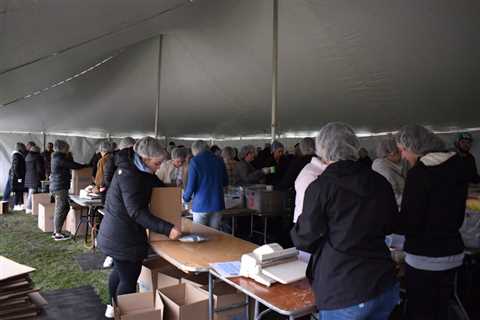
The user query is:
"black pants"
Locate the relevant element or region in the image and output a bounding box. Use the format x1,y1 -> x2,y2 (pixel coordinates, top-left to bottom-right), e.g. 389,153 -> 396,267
13,191 -> 24,205
108,258 -> 142,304
405,264 -> 457,320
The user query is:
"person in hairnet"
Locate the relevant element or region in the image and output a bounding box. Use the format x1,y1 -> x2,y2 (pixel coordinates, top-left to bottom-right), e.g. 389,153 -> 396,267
372,135 -> 406,207
454,132 -> 480,183
97,137 -> 182,318
396,125 -> 474,320
291,122 -> 398,319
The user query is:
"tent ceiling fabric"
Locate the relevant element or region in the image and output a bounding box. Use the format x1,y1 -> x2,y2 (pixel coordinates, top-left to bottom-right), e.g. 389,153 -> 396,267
0,0 -> 479,138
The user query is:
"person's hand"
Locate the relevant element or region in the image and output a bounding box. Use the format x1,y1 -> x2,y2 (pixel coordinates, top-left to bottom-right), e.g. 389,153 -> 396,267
99,187 -> 106,192
168,227 -> 182,240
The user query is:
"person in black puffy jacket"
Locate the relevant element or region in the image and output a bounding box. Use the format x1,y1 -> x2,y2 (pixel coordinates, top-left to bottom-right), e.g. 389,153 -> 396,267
97,137 -> 181,318
10,142 -> 27,210
49,140 -> 87,241
24,146 -> 45,213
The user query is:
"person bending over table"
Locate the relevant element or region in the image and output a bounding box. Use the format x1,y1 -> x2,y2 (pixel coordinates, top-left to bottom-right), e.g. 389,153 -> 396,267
97,137 -> 182,319
291,122 -> 399,320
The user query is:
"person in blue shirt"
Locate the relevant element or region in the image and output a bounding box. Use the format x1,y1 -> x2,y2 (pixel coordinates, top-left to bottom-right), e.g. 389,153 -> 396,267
183,140 -> 228,229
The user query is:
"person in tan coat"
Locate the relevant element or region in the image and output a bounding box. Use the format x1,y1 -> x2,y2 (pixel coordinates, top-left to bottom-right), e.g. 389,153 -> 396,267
156,147 -> 188,187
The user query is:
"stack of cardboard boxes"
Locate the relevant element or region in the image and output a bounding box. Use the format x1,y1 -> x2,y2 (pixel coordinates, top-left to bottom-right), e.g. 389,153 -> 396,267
0,256 -> 47,319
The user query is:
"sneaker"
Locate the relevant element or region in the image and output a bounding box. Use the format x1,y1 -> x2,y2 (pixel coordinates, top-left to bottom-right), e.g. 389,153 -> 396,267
53,233 -> 71,241
13,205 -> 21,211
104,304 -> 114,318
25,208 -> 32,214
103,256 -> 114,268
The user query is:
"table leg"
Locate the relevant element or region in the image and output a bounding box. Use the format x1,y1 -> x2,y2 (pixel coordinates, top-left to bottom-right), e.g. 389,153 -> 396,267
208,272 -> 214,320
91,208 -> 97,253
254,300 -> 259,318
231,216 -> 235,236
250,214 -> 254,238
84,207 -> 90,245
245,295 -> 250,320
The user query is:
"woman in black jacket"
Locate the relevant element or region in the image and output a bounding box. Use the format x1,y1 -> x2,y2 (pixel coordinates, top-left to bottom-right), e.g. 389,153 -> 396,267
291,123 -> 399,319
396,125 -> 473,320
50,140 -> 87,241
10,142 -> 27,210
25,146 -> 45,214
97,137 -> 181,319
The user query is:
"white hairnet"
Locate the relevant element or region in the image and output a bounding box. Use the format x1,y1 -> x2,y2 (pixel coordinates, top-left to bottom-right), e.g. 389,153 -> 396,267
191,140 -> 208,156
239,145 -> 256,160
396,125 -> 445,155
222,146 -> 235,160
171,147 -> 188,160
376,134 -> 398,158
99,141 -> 114,153
299,137 -> 315,156
119,137 -> 135,150
315,122 -> 360,162
134,137 -> 168,159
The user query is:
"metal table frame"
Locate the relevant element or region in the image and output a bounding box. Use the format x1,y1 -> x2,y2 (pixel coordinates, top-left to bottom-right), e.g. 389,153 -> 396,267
69,195 -> 103,251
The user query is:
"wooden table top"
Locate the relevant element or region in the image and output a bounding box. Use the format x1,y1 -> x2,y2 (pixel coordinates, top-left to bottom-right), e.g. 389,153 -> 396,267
149,218 -> 257,273
216,273 -> 315,316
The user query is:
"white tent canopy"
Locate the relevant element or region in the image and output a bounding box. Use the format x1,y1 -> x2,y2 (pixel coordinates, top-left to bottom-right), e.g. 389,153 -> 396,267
1,0 -> 480,191
1,0 -> 479,138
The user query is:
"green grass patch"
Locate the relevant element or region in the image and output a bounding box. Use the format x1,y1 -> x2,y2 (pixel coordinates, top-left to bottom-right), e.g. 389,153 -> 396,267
0,210 -> 110,303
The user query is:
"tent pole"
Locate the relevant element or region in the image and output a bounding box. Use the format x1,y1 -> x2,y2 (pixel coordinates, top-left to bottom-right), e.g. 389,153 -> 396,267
155,35 -> 163,138
270,0 -> 278,143
42,132 -> 46,151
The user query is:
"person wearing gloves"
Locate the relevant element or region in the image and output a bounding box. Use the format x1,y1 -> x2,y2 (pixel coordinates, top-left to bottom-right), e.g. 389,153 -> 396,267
396,125 -> 473,320
97,137 -> 182,319
50,140 -> 88,241
263,140 -> 290,187
372,134 -> 406,207
156,146 -> 189,187
234,145 -> 272,186
291,122 -> 399,319
182,140 -> 228,229
24,146 -> 45,214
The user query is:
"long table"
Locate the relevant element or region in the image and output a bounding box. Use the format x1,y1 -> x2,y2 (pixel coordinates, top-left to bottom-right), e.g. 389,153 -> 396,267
149,218 -> 316,320
69,195 -> 103,250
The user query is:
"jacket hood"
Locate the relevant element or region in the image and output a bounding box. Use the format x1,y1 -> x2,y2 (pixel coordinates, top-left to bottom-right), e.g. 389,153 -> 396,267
321,160 -> 376,197
12,150 -> 24,157
115,148 -> 134,169
419,152 -> 456,167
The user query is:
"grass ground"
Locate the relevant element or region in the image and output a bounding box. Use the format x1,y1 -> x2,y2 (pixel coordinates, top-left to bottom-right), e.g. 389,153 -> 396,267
0,209 -> 110,303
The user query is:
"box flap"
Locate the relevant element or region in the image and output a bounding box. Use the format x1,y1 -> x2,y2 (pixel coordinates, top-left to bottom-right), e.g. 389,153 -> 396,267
149,188 -> 183,241
117,292 -> 154,313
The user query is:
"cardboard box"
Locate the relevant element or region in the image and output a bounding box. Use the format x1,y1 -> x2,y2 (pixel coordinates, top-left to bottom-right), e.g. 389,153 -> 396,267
149,188 -> 183,241
31,193 -> 51,216
70,167 -> 92,195
158,283 -> 209,320
138,257 -> 186,292
201,282 -> 246,320
38,203 -> 65,232
65,207 -> 87,236
180,273 -> 209,288
114,291 -> 164,320
0,201 -> 8,215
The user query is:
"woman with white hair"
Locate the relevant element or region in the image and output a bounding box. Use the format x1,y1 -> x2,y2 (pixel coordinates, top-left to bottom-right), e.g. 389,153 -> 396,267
372,134 -> 405,207
396,125 -> 473,320
50,140 -> 88,240
156,147 -> 189,187
97,137 -> 182,318
291,122 -> 398,319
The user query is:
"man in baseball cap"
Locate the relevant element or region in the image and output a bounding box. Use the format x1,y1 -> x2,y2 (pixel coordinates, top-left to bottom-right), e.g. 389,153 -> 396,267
455,132 -> 479,183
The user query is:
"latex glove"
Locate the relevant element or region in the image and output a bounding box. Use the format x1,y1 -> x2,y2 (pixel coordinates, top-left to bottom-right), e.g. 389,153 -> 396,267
261,167 -> 271,174
169,227 -> 182,240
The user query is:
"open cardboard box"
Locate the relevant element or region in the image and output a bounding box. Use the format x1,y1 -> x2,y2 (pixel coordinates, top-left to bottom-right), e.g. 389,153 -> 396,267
114,291 -> 164,320
200,282 -> 246,320
138,257 -> 186,292
158,283 -> 209,320
70,167 -> 92,195
149,187 -> 183,241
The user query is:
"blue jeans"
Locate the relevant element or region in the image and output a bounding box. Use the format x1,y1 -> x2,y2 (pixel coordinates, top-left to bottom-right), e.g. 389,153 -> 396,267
192,211 -> 222,230
319,283 -> 399,320
3,176 -> 11,201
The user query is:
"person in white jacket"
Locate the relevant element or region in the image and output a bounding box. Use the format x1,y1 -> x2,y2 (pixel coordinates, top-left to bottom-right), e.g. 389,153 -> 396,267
156,147 -> 188,187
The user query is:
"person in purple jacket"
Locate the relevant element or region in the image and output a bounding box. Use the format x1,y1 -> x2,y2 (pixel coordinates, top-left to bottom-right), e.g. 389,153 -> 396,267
183,140 -> 228,229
